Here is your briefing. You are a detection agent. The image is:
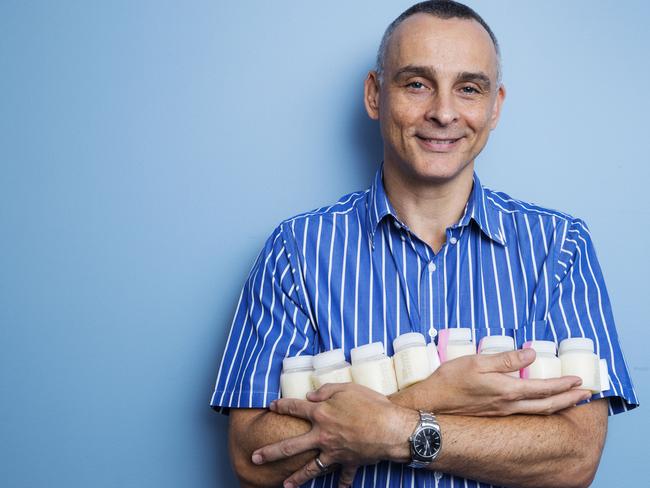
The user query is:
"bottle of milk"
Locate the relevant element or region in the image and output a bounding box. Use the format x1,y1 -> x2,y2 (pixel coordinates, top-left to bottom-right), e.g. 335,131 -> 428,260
520,340 -> 562,379
478,335 -> 519,377
437,327 -> 476,362
350,342 -> 398,395
280,355 -> 315,399
311,348 -> 352,389
558,338 -> 600,393
392,332 -> 432,390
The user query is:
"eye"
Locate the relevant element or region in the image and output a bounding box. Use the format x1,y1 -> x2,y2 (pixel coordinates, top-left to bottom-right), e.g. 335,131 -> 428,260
407,81 -> 426,90
460,86 -> 480,95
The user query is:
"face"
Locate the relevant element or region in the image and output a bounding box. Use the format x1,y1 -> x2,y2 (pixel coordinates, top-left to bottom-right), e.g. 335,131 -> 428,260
365,14 -> 505,184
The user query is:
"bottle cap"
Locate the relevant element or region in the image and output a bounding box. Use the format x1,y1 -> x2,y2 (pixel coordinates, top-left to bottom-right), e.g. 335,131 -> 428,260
393,332 -> 426,353
478,335 -> 515,353
558,337 -> 595,355
523,340 -> 557,355
446,327 -> 472,342
282,355 -> 313,372
350,342 -> 384,363
313,349 -> 347,371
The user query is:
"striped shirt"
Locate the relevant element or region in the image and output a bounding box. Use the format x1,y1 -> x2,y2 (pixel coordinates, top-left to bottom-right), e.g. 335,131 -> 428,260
210,164 -> 638,488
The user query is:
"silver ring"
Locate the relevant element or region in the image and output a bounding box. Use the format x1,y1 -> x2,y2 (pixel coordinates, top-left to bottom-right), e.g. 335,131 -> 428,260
315,456 -> 329,473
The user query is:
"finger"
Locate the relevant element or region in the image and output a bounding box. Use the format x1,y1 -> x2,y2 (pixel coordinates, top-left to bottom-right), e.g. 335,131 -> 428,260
478,348 -> 536,373
515,375 -> 583,400
252,431 -> 318,464
284,455 -> 335,488
509,389 -> 593,416
270,397 -> 317,420
337,464 -> 359,488
307,382 -> 355,402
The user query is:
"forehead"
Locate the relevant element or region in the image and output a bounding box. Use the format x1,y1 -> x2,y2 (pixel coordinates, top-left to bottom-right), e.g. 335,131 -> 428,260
386,14 -> 498,80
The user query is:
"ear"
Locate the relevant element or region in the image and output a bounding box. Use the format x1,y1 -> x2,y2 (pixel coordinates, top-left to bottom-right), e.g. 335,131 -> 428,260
489,84 -> 506,130
364,71 -> 381,120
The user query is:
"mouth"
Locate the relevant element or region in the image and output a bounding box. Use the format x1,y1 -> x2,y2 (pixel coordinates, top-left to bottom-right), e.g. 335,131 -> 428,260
415,135 -> 463,152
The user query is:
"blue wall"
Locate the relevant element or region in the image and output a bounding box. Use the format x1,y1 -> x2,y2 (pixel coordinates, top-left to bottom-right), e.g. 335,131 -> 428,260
1,1 -> 647,486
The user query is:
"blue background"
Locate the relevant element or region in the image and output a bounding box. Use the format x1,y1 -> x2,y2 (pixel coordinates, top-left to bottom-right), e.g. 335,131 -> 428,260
1,1 -> 647,486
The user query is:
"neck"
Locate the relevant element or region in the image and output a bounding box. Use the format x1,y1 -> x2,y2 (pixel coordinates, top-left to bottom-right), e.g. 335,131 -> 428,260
382,162 -> 475,254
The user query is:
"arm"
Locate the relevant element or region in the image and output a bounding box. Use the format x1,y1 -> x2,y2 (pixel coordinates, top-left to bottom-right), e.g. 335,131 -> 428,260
423,400 -> 608,488
253,350 -> 606,488
229,408 -> 319,488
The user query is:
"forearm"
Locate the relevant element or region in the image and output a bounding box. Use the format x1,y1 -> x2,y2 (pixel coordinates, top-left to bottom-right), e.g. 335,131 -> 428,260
387,397 -> 607,488
431,402 -> 606,488
229,408 -> 317,488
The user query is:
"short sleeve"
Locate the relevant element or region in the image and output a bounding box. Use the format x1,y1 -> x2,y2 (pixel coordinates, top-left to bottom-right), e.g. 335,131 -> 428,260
209,223 -> 316,414
548,218 -> 639,415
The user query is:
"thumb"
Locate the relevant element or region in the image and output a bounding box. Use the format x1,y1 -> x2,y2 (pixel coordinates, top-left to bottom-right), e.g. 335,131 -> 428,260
307,382 -> 352,402
480,348 -> 536,373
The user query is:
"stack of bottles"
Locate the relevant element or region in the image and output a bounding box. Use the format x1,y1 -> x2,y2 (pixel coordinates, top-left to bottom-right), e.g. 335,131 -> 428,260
279,329 -> 611,399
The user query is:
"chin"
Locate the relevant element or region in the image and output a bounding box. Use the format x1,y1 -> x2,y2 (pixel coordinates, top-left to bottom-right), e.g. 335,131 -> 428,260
410,157 -> 473,183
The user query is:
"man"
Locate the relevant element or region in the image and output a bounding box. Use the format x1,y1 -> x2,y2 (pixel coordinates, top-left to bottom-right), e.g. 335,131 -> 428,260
210,2 -> 638,487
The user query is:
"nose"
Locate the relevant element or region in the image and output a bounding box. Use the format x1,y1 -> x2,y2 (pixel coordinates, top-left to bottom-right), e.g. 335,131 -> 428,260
425,91 -> 459,127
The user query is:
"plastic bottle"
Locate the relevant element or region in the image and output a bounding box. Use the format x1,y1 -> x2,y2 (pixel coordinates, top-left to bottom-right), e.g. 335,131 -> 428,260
350,342 -> 398,395
478,335 -> 519,377
599,359 -> 610,392
437,328 -> 476,362
280,355 -> 315,399
392,332 -> 432,390
520,340 -> 562,379
558,338 -> 600,393
311,349 -> 352,389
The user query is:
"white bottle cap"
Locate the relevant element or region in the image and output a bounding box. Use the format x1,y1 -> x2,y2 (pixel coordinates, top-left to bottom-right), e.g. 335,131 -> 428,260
558,337 -> 595,355
523,340 -> 557,355
393,332 -> 426,353
446,327 -> 472,342
313,349 -> 346,371
350,342 -> 384,364
282,355 -> 313,372
479,335 -> 515,353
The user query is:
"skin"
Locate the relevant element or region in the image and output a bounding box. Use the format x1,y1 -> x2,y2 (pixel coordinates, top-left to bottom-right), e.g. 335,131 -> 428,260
228,13 -> 609,488
365,14 -> 504,252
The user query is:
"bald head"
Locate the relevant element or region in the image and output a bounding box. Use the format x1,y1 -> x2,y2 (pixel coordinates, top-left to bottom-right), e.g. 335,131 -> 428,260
376,0 -> 501,84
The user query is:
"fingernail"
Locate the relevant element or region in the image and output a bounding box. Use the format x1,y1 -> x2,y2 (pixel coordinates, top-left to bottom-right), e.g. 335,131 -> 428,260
518,349 -> 534,361
252,453 -> 263,465
269,400 -> 277,410
573,378 -> 583,387
284,482 -> 295,488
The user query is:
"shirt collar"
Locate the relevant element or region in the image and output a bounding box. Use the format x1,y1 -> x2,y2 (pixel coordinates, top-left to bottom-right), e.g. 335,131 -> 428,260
366,164 -> 506,246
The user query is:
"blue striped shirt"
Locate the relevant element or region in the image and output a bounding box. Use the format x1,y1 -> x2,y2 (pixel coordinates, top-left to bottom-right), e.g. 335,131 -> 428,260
210,165 -> 638,488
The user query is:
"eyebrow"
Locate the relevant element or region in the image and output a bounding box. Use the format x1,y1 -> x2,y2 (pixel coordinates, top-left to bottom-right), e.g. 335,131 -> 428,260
392,65 -> 492,91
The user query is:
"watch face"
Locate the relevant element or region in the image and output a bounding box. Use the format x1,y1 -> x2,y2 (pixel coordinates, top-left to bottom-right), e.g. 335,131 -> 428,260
414,427 -> 441,458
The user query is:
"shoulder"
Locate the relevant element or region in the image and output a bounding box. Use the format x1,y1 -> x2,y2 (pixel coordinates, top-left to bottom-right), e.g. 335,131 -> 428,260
275,189 -> 369,235
481,186 -> 593,252
483,186 -> 576,223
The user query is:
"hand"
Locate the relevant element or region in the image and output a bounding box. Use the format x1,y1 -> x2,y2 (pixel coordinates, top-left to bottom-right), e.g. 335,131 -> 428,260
409,348 -> 592,416
251,383 -> 416,488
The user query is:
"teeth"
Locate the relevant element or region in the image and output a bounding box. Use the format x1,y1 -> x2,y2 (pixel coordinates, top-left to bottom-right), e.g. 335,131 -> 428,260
429,139 -> 454,144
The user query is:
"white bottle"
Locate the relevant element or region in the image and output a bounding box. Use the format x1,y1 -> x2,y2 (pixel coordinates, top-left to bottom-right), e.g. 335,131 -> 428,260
520,340 -> 562,379
280,355 -> 315,399
392,333 -> 432,390
559,338 -> 600,393
599,359 -> 610,392
350,342 -> 398,395
437,328 -> 476,362
478,335 -> 519,377
311,348 -> 352,389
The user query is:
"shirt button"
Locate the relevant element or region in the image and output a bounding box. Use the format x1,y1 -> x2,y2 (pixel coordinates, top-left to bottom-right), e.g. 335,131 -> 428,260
449,237 -> 458,245
428,261 -> 436,272
393,220 -> 402,229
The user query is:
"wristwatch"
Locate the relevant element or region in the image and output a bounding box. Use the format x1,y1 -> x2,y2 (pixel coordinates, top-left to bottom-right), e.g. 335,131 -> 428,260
408,410 -> 442,468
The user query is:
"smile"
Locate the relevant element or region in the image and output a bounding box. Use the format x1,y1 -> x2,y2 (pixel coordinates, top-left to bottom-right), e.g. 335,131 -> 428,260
415,135 -> 463,152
